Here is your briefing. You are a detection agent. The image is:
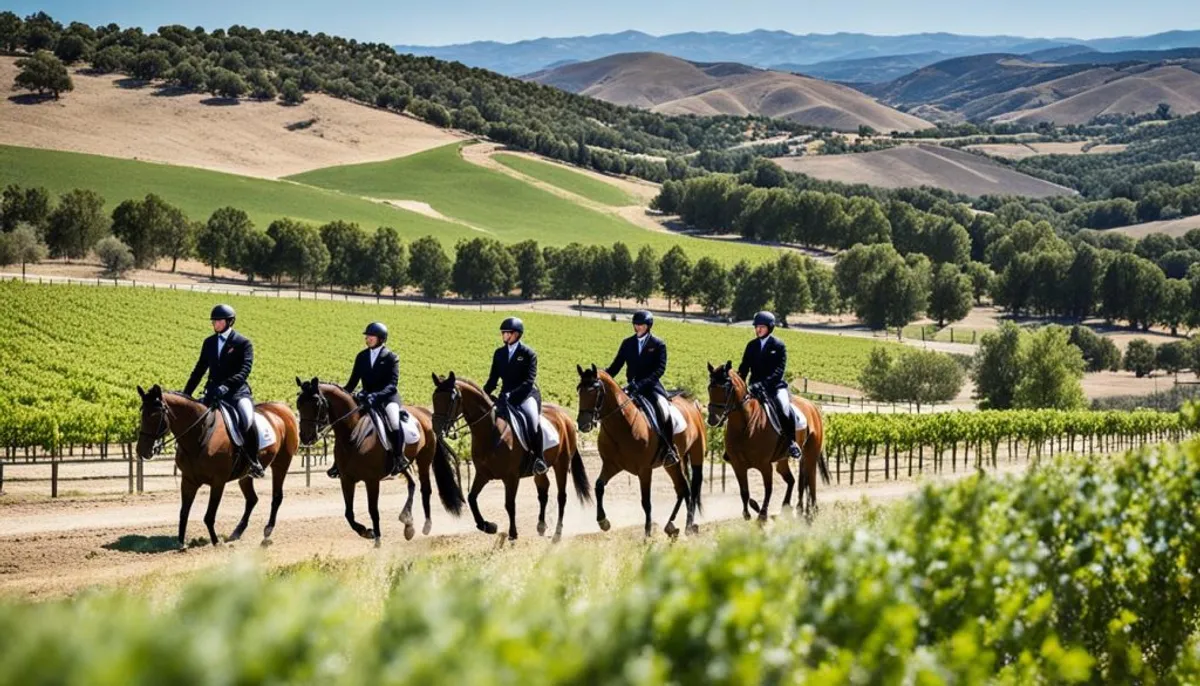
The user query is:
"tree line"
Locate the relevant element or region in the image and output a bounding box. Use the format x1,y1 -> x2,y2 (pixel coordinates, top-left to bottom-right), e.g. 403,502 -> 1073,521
0,11 -> 810,185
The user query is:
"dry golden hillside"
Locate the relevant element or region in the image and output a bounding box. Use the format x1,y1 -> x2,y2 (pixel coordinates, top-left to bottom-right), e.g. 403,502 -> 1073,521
526,52 -> 932,133
0,57 -> 464,179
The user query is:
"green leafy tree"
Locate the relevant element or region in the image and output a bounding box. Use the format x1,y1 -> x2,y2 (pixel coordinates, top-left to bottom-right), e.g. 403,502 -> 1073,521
548,242 -> 591,305
369,226 -> 407,296
923,219 -> 970,265
972,322 -> 1022,410
280,79 -> 304,105
964,261 -> 993,305
586,245 -> 615,306
94,236 -> 134,277
45,189 -> 107,260
1156,341 -> 1190,377
246,69 -> 277,100
13,50 -> 73,99
731,264 -> 775,321
1013,325 -> 1086,410
52,34 -> 87,64
197,207 -> 253,279
130,50 -> 170,81
631,246 -> 658,304
928,263 -> 973,327
110,194 -> 180,269
1,184 -> 50,232
0,223 -> 48,279
90,45 -> 129,74
508,240 -> 546,300
609,242 -> 635,302
690,256 -> 731,317
1159,278 -> 1191,335
407,236 -> 452,300
1123,338 -> 1157,378
267,218 -> 329,289
772,253 -> 811,325
659,245 -> 693,313
320,220 -> 370,291
452,237 -> 516,300
1068,326 -> 1121,372
237,231 -> 276,284
207,67 -> 247,99
162,213 -> 196,273
0,11 -> 23,53
859,347 -> 964,411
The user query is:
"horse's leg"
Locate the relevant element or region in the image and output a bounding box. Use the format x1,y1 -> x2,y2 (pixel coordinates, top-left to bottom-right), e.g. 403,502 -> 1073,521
757,463 -> 774,524
806,453 -> 819,523
639,469 -> 654,538
776,460 -> 796,517
228,477 -> 258,542
419,457 -> 433,536
467,470 -> 497,535
552,456 -> 569,543
263,454 -> 287,543
203,479 -> 227,546
343,478 -> 371,539
734,464 -> 754,520
177,477 -> 199,550
503,475 -> 520,542
366,478 -> 382,548
399,467 -> 417,541
534,472 -> 550,537
594,459 -> 621,532
663,464 -> 689,538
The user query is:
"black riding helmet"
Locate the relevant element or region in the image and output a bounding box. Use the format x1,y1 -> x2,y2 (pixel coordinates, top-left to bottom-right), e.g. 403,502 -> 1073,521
500,317 -> 524,335
210,304 -> 236,327
753,311 -> 776,335
632,310 -> 654,328
363,321 -> 388,344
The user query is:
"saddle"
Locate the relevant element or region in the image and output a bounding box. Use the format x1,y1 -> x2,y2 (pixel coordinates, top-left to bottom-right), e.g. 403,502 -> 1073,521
497,399 -> 560,477
351,404 -> 416,453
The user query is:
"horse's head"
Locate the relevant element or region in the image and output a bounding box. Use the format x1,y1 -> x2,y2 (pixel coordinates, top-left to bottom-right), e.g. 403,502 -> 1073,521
294,376 -> 326,446
575,364 -> 603,432
430,372 -> 460,435
706,361 -> 737,427
136,384 -> 169,459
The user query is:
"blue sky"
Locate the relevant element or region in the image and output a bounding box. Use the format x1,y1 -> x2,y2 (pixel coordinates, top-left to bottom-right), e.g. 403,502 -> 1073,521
8,0 -> 1200,46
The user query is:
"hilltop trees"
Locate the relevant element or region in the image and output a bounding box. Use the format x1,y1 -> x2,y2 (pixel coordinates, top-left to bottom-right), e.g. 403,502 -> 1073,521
13,50 -> 72,99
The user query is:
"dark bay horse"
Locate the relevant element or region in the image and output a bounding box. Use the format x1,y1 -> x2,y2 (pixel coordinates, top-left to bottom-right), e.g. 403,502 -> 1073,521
431,373 -> 591,542
135,384 -> 299,548
575,366 -> 705,537
295,378 -> 463,546
705,362 -> 830,522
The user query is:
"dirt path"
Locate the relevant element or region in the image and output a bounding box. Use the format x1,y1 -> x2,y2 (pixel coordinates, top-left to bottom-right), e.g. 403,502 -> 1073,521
0,454 -> 1000,600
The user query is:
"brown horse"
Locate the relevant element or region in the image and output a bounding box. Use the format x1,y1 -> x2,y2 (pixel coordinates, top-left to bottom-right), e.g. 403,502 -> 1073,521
575,366 -> 706,538
135,384 -> 299,548
705,362 -> 830,522
294,378 -> 463,546
430,373 -> 591,542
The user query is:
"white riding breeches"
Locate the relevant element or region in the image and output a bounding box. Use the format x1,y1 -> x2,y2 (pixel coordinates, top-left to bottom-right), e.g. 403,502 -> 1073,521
383,402 -> 402,431
776,388 -> 808,431
235,397 -> 255,430
515,396 -> 540,434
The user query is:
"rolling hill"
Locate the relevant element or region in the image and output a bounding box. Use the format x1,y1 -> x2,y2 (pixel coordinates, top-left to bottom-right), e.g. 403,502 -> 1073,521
396,29 -> 1200,77
525,52 -> 933,133
771,144 -> 1076,198
775,52 -> 950,85
869,50 -> 1200,124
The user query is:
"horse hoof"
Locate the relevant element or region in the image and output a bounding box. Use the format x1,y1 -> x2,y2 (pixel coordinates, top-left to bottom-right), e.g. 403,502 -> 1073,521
404,523 -> 416,541
228,531 -> 244,543
743,512 -> 752,521
262,526 -> 274,539
260,538 -> 274,548
508,532 -> 518,542
177,543 -> 188,553
687,524 -> 700,536
422,520 -> 432,536
537,521 -> 547,537
664,522 -> 679,538
598,518 -> 611,532
357,529 -> 374,540
480,522 -> 498,535
552,531 -> 562,544
399,512 -> 413,525
374,536 -> 382,549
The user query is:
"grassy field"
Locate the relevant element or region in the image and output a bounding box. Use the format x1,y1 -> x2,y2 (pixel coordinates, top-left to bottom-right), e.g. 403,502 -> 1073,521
492,153 -> 635,206
0,144 -> 469,242
287,144 -> 773,263
0,282 -> 886,444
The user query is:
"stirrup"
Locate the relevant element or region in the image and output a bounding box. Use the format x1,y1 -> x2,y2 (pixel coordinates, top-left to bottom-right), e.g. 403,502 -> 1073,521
327,464 -> 340,479
787,441 -> 802,459
532,455 -> 549,476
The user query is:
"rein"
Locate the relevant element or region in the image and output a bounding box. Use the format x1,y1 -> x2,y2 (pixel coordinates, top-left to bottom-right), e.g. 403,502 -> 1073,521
579,379 -> 635,426
433,385 -> 494,440
140,396 -> 213,459
707,380 -> 753,427
299,388 -> 361,446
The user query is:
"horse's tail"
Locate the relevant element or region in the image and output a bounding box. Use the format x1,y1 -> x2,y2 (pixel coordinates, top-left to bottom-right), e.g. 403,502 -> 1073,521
570,449 -> 593,505
689,399 -> 705,515
690,461 -> 704,515
432,439 -> 465,516
817,451 -> 831,486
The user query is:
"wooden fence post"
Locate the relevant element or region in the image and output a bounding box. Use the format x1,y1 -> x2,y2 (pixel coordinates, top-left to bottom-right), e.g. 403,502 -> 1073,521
51,459 -> 58,498
127,443 -> 134,494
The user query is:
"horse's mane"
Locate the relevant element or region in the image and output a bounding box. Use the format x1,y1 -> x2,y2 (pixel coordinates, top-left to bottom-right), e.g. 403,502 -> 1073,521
457,377 -> 487,395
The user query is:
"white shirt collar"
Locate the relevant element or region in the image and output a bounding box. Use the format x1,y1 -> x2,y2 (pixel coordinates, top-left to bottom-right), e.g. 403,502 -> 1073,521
760,336 -> 769,349
369,346 -> 382,365
637,334 -> 648,350
507,342 -> 519,358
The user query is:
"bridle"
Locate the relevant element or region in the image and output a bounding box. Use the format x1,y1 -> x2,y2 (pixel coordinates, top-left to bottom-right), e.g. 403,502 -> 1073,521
139,394 -> 212,459
298,386 -> 360,446
577,377 -> 635,427
432,384 -> 493,440
706,376 -> 753,427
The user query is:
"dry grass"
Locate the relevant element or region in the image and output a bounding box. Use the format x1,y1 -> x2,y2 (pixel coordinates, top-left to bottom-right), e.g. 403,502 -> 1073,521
0,57 -> 464,179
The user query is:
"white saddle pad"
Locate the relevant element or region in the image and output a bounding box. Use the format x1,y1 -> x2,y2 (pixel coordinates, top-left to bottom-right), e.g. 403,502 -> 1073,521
791,404 -> 808,431
218,408 -> 277,449
370,411 -> 421,451
510,414 -> 561,455
654,396 -> 688,435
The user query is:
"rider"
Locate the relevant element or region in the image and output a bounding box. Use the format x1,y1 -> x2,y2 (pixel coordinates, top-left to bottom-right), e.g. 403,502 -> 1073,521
184,304 -> 265,478
737,311 -> 802,459
483,317 -> 547,476
327,322 -> 407,480
606,310 -> 678,466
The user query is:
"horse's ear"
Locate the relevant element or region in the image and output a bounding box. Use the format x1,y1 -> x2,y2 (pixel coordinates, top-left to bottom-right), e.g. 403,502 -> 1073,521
137,385 -> 145,399
431,372 -> 440,385
724,360 -> 732,371
591,363 -> 596,373
295,376 -> 303,388
448,371 -> 456,383
706,362 -> 713,373
309,377 -> 319,387
576,364 -> 584,376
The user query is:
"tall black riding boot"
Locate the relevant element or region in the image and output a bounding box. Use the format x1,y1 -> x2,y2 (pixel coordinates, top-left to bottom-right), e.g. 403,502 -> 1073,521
658,404 -> 679,466
387,428 -> 409,478
531,427 -> 548,476
243,422 -> 265,478
781,402 -> 801,459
